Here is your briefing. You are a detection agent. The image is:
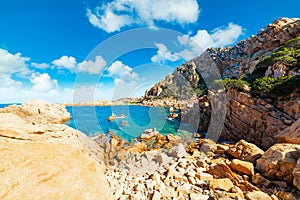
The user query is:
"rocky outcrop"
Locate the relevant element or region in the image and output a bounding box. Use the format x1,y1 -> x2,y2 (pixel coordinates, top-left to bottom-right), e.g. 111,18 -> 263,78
0,99 -> 70,124
256,143 -> 300,185
144,18 -> 300,100
178,88 -> 296,149
208,18 -> 300,78
0,101 -> 112,199
222,89 -> 294,149
142,18 -> 300,149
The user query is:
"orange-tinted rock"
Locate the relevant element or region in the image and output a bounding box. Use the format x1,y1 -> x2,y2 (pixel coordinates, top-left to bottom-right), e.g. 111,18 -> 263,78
209,178 -> 234,191
0,113 -> 112,199
257,143 -> 300,183
228,140 -> 264,163
276,118 -> 300,144
229,159 -> 255,176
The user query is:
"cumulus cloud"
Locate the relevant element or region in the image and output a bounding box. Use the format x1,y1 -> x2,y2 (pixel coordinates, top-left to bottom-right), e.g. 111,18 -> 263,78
30,73 -> 58,92
78,56 -> 106,74
86,8 -> 134,33
178,23 -> 243,60
151,43 -> 180,63
0,74 -> 23,88
152,23 -> 244,62
52,55 -> 107,75
31,62 -> 50,69
107,61 -> 139,81
86,0 -> 200,32
52,56 -> 77,71
0,48 -> 30,75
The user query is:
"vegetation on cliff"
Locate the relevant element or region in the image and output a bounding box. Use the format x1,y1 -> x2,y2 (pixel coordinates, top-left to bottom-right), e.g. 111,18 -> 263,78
246,36 -> 300,82
216,36 -> 300,98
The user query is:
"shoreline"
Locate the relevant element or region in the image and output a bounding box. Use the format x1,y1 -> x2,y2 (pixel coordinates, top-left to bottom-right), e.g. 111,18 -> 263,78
0,99 -> 299,199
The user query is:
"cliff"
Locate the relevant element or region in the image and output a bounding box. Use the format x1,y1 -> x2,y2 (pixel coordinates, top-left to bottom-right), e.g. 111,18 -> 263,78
143,17 -> 300,149
0,100 -> 112,199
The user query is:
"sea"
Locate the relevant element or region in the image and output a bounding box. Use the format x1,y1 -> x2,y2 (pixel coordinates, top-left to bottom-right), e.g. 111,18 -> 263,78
67,105 -> 196,141
0,104 -> 196,141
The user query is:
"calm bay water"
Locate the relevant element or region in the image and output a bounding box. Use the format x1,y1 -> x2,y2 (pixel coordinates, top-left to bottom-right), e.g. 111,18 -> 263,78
0,104 -> 196,141
66,105 -> 196,141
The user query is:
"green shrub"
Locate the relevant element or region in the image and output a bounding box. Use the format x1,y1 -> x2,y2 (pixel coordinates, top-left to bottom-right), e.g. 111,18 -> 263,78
247,36 -> 300,81
223,78 -> 249,91
274,55 -> 297,66
251,75 -> 299,95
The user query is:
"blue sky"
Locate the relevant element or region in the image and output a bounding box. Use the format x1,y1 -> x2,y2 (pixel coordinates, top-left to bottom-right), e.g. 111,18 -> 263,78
0,0 -> 299,103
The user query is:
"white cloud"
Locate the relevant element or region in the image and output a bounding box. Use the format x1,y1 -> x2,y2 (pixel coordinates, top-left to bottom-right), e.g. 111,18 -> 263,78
52,55 -> 107,75
86,0 -> 200,33
151,23 -> 244,62
52,56 -> 77,71
178,23 -> 243,60
78,56 -> 106,74
30,73 -> 58,92
107,61 -> 139,81
0,74 -> 23,88
86,8 -> 134,33
31,62 -> 50,69
0,48 -> 30,75
151,43 -> 180,63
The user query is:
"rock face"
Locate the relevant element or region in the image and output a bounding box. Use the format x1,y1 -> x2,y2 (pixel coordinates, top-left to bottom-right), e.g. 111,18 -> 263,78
222,89 -> 295,149
0,102 -> 112,199
209,17 -> 300,78
0,99 -> 70,124
256,143 -> 300,184
142,18 -> 300,149
144,18 -> 300,99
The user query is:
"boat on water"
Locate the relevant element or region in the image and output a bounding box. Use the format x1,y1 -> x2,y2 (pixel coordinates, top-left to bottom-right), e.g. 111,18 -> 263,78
108,113 -> 127,121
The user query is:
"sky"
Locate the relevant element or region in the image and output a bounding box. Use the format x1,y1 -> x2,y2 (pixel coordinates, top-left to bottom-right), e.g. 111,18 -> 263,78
0,0 -> 299,103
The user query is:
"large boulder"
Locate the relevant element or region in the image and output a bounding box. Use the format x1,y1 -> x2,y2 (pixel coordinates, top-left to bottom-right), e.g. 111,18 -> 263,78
0,109 -> 111,199
276,118 -> 300,144
228,140 -> 264,163
256,143 -> 300,183
0,99 -> 70,124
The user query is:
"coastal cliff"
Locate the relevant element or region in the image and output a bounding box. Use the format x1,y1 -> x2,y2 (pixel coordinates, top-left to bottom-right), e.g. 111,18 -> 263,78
0,100 -> 112,199
143,17 -> 300,149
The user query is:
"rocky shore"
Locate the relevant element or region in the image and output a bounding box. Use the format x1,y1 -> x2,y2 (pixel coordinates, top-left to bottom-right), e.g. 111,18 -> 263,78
0,100 -> 299,200
96,127 -> 300,200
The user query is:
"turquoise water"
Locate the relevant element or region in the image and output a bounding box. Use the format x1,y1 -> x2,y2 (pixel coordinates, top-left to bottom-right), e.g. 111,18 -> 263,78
66,105 -> 196,141
0,103 -> 20,108
0,104 -> 196,141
